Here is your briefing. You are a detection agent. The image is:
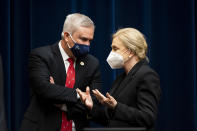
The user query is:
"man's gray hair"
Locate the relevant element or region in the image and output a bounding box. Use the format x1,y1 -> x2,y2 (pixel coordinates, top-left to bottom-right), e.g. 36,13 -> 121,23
61,13 -> 95,38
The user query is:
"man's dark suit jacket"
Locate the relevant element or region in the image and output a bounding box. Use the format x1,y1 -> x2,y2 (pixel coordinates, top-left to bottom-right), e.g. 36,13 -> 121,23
91,60 -> 161,131
20,43 -> 102,131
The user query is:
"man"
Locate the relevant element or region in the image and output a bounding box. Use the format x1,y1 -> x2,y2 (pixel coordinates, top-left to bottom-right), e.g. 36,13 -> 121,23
20,13 -> 102,131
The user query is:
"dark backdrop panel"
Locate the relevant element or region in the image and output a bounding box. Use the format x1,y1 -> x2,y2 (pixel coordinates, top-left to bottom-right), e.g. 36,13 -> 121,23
0,0 -> 196,131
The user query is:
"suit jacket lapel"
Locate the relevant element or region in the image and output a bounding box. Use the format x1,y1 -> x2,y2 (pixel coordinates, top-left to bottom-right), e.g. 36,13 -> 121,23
51,43 -> 67,86
74,59 -> 81,89
73,57 -> 87,89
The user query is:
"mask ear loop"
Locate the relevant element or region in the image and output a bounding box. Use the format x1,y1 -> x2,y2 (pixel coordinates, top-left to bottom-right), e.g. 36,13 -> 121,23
64,32 -> 76,49
62,32 -> 72,48
68,33 -> 77,43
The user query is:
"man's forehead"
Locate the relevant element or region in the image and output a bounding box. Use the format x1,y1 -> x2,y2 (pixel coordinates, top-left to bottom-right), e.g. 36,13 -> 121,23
76,26 -> 94,39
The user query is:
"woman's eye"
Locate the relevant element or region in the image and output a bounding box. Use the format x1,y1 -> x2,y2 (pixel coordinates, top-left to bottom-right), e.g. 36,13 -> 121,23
115,47 -> 119,50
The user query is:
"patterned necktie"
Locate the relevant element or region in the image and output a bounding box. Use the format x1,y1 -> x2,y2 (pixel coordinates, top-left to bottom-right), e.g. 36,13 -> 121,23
61,58 -> 75,131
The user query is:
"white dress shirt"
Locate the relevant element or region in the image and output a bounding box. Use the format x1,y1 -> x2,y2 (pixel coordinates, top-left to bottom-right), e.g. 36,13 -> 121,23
58,41 -> 77,131
59,41 -> 76,72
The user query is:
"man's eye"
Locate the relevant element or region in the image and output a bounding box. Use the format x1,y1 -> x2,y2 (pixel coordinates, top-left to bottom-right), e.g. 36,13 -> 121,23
81,38 -> 88,41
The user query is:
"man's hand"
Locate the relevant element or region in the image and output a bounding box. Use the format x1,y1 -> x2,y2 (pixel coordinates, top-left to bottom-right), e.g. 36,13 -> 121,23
76,87 -> 93,110
92,89 -> 117,109
49,76 -> 67,111
50,76 -> 55,84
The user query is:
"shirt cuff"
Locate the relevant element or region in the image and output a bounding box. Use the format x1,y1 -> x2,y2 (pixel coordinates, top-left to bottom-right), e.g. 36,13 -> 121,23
77,92 -> 80,99
60,104 -> 68,111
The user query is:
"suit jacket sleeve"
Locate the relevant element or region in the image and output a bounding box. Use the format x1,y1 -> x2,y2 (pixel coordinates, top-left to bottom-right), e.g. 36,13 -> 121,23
112,70 -> 161,128
28,50 -> 78,104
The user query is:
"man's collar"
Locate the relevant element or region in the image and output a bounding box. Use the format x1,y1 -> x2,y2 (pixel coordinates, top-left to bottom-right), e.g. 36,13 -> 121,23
58,41 -> 69,61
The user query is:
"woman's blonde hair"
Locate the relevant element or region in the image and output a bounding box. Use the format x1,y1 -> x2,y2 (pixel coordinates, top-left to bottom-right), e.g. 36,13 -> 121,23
113,28 -> 148,60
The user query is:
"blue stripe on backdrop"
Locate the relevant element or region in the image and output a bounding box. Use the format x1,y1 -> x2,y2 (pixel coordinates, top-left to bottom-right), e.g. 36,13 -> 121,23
0,0 -> 11,130
7,0 -> 11,130
0,0 -> 196,131
111,0 -> 117,81
191,0 -> 197,130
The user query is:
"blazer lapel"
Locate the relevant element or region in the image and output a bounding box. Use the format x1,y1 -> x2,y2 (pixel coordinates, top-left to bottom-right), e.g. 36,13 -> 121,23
110,73 -> 125,95
51,43 -> 67,86
111,60 -> 147,98
111,73 -> 130,98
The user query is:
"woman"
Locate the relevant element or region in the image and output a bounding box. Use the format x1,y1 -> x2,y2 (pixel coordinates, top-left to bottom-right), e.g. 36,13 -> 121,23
77,28 -> 161,131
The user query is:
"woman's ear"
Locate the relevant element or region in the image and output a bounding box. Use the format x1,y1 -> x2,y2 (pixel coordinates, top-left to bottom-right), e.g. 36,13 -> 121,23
128,49 -> 134,58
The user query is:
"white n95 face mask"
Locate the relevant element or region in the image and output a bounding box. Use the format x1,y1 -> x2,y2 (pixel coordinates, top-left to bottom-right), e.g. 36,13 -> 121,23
106,51 -> 124,69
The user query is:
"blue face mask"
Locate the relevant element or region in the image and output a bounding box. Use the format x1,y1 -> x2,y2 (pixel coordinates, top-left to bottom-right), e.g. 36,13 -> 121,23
68,34 -> 90,58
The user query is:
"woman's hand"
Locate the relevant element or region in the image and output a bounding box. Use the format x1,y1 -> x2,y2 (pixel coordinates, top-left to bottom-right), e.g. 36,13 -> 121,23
92,89 -> 117,109
76,87 -> 93,110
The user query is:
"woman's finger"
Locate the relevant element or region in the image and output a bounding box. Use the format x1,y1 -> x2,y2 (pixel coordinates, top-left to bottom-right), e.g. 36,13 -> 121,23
92,90 -> 103,102
95,89 -> 106,99
106,92 -> 113,100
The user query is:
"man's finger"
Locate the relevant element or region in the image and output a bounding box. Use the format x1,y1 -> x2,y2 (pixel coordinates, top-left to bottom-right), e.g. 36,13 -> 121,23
76,89 -> 84,99
50,76 -> 53,80
50,76 -> 55,84
76,88 -> 81,94
86,86 -> 90,95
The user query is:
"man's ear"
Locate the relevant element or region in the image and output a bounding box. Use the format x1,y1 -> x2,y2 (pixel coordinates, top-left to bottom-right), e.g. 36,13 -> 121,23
63,32 -> 70,42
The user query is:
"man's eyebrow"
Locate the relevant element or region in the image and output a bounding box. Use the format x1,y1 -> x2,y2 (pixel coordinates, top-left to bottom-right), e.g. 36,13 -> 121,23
80,36 -> 93,41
